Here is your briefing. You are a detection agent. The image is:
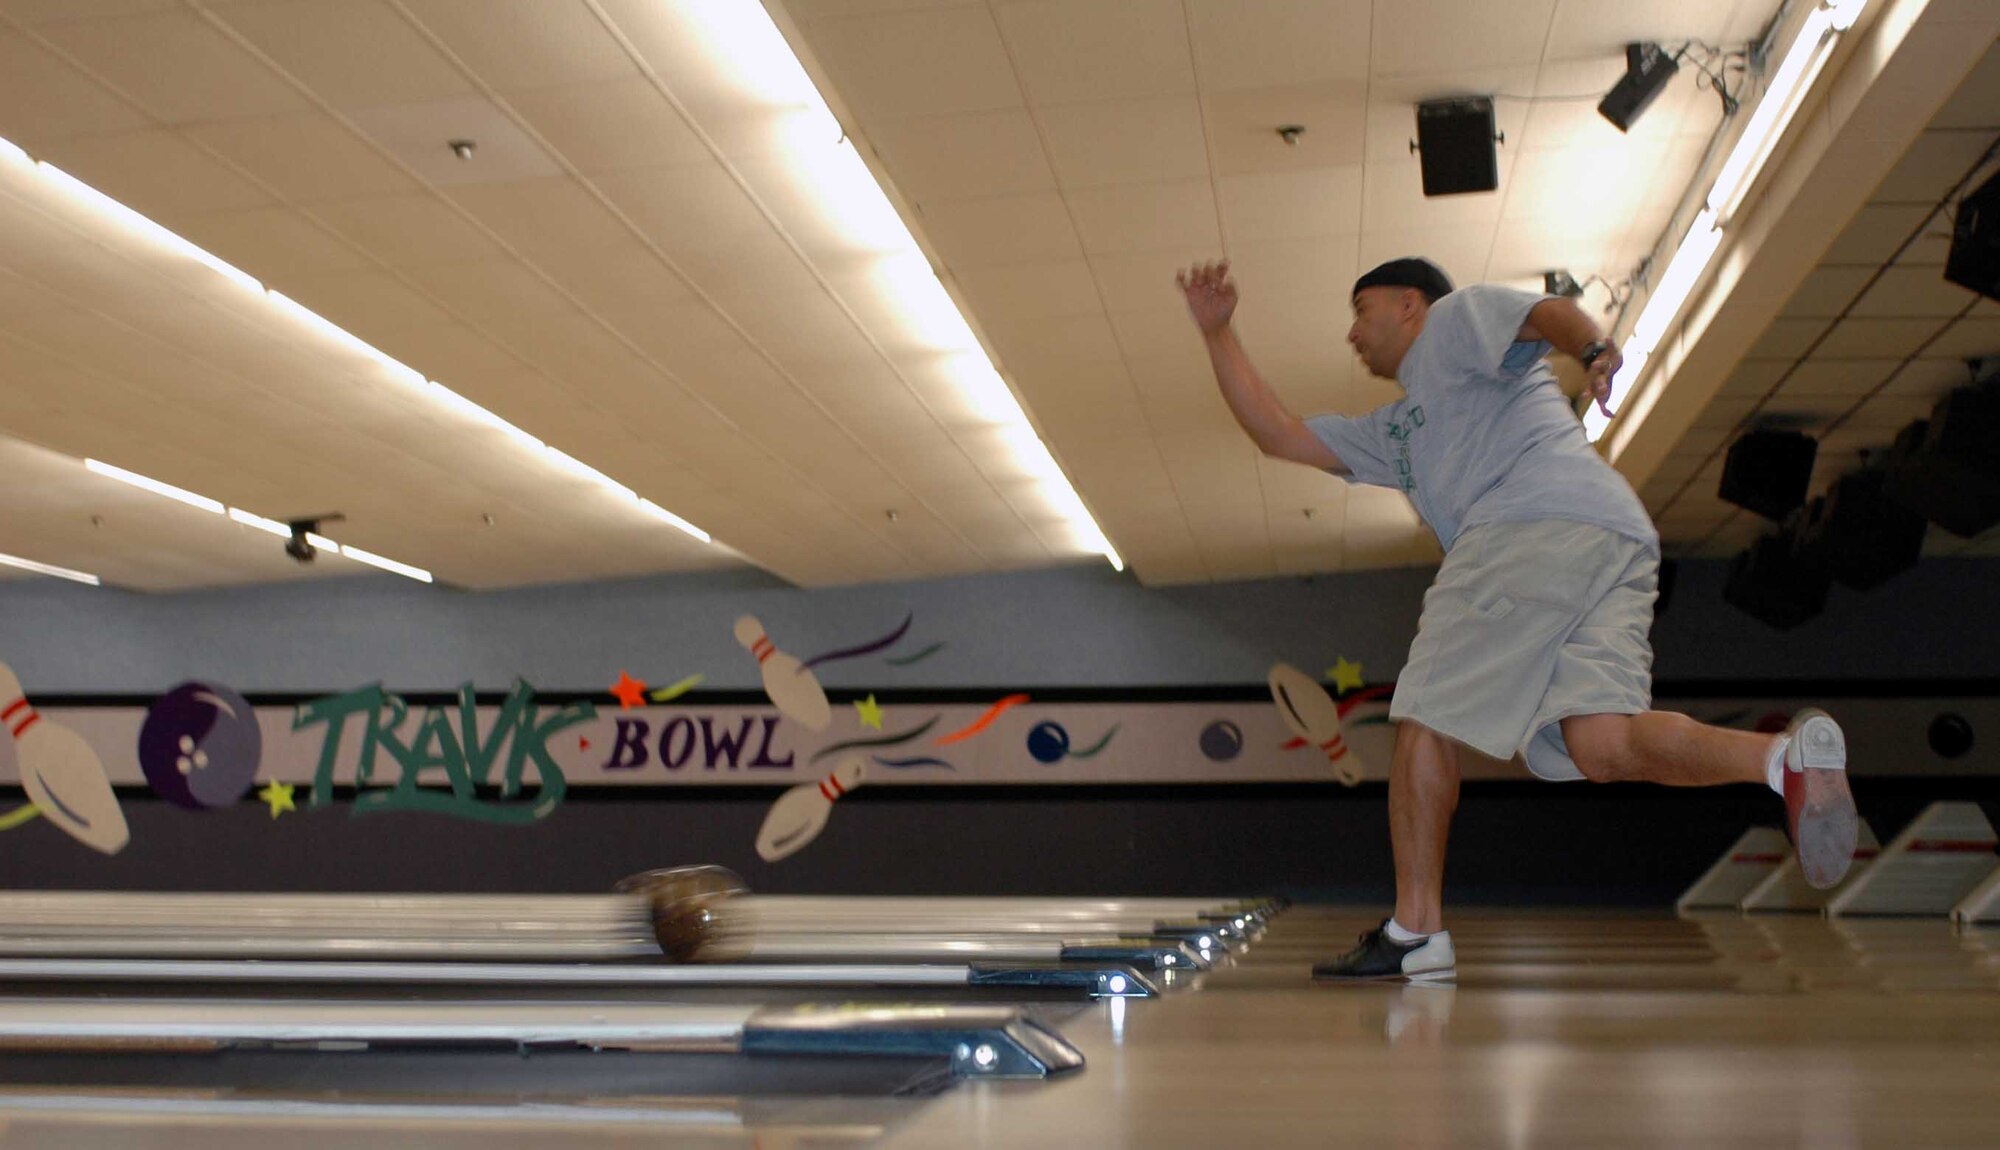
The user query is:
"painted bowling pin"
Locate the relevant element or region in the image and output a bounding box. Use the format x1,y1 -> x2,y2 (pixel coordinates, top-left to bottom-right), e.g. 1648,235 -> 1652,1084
735,615 -> 831,731
1267,663 -> 1363,786
755,757 -> 863,862
0,660 -> 128,854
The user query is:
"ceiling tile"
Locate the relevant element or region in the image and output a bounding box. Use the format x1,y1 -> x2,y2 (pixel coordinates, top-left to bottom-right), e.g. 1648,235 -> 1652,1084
1543,0 -> 1740,60
443,177 -> 637,266
1216,166 -> 1363,243
1923,316 -> 2000,359
1783,358 -> 1899,397
1817,316 -> 1953,359
306,193 -> 507,266
1872,128 -> 1998,203
346,96 -> 563,188
0,29 -> 149,147
1821,201 -> 1938,264
32,128 -> 278,220
1039,96 -> 1209,189
919,192 -> 1083,269
1370,0 -> 1557,76
1357,223 -> 1489,286
957,259 -> 1104,321
1090,249 -> 1201,314
994,0 -> 1194,107
1779,264 -> 1876,318
867,110 -> 1057,205
796,5 -> 1021,121
1066,179 -> 1221,256
165,207 -> 370,286
506,77 -> 711,174
1743,316 -> 1826,360
1851,265 -> 1989,318
206,0 -> 475,111
35,9 -> 311,124
1204,82 -> 1369,176
1361,155 -> 1508,233
398,0 -> 639,91
183,112 -> 422,204
1187,0 -> 1371,91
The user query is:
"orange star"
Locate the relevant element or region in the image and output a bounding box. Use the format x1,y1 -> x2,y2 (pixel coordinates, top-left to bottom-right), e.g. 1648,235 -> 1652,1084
609,670 -> 649,710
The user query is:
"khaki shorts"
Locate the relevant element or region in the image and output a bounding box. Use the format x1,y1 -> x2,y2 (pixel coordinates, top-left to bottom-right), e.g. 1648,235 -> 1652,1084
1389,520 -> 1658,782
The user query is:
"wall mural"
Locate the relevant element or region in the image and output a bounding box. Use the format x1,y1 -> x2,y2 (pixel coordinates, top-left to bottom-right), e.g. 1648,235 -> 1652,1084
0,609 -> 1988,863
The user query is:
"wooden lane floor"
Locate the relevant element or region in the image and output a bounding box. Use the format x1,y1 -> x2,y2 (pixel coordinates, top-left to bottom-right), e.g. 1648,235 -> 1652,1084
3,908 -> 2000,1147
874,907 -> 2000,1148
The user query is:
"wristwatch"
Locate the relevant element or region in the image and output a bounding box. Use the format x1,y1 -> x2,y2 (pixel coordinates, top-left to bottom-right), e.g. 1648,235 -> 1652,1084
1579,339 -> 1612,368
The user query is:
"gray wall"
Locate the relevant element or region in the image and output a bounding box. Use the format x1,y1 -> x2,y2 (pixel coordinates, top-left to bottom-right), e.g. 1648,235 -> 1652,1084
1,555 -> 1994,904
4,555 -> 1999,695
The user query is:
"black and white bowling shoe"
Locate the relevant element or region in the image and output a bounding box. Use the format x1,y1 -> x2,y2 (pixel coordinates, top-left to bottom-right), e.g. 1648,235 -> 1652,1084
1312,919 -> 1456,982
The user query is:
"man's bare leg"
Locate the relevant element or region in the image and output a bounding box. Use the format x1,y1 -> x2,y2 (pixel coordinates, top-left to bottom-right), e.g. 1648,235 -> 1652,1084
1390,720 -> 1461,935
1560,711 -> 1774,787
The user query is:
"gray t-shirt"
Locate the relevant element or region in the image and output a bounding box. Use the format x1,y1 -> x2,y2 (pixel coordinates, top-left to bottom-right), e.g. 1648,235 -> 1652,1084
1306,284 -> 1659,554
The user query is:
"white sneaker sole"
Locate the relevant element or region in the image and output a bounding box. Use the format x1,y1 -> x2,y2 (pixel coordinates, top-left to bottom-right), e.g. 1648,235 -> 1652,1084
1789,710 -> 1857,889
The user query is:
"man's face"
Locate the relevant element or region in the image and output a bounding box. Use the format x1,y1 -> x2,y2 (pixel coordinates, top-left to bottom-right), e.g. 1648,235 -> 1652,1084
1347,286 -> 1417,380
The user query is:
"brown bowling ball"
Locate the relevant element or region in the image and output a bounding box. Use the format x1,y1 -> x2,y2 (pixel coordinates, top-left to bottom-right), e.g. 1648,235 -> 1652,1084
613,864 -> 750,962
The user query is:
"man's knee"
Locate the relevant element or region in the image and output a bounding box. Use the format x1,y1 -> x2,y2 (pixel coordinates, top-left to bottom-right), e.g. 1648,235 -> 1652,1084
1561,714 -> 1636,782
1393,720 -> 1460,772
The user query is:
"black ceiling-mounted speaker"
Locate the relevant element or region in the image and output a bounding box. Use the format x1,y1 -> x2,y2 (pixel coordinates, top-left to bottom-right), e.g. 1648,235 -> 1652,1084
1723,530 -> 1830,630
1414,97 -> 1498,197
1883,385 -> 2000,536
1719,429 -> 1818,521
1945,168 -> 2000,303
1797,469 -> 1928,590
1597,42 -> 1681,133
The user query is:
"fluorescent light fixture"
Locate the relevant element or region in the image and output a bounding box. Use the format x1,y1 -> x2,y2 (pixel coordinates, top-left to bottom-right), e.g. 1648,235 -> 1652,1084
1628,210 -> 1724,353
674,4 -> 1125,569
423,382 -> 545,452
0,550 -> 100,586
338,544 -> 432,584
544,447 -> 636,500
1827,0 -> 1868,32
1595,0 -> 1867,451
264,292 -> 426,389
85,459 -> 225,514
639,498 -> 713,543
36,164 -> 264,296
936,355 -> 1029,426
4,132 -> 715,553
227,508 -> 291,537
1705,5 -> 1842,223
84,459 -> 442,583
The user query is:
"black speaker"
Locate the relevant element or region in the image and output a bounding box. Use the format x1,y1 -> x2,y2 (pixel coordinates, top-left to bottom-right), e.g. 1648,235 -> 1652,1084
1883,385 -> 2000,536
1797,469 -> 1928,590
1723,530 -> 1830,630
1945,168 -> 2000,303
1719,429 -> 1817,521
1597,42 -> 1681,133
1415,98 -> 1498,197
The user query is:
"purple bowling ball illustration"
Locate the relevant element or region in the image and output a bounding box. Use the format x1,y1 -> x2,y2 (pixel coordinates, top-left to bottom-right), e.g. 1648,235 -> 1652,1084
139,682 -> 262,809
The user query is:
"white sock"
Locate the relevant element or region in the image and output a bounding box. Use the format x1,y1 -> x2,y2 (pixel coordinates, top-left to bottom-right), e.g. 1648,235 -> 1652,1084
1764,735 -> 1790,795
1385,918 -> 1431,943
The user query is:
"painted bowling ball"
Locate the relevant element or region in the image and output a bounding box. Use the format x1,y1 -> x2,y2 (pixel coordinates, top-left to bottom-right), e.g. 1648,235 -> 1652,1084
1027,720 -> 1070,764
1199,720 -> 1244,762
139,682 -> 262,809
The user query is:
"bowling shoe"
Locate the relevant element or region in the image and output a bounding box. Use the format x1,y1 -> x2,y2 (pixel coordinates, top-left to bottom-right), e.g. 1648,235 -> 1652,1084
1312,920 -> 1455,982
1781,708 -> 1859,890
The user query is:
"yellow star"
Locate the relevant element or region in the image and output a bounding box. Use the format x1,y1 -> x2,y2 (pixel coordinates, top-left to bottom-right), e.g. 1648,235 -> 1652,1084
854,694 -> 885,730
1325,656 -> 1366,695
259,780 -> 296,819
